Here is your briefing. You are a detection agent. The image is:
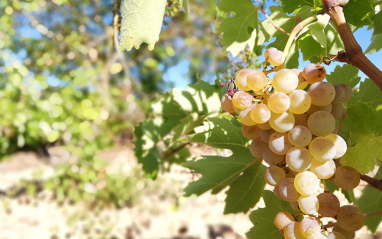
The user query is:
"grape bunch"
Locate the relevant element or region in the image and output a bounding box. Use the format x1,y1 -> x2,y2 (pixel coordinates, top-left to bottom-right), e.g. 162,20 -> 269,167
221,47 -> 364,238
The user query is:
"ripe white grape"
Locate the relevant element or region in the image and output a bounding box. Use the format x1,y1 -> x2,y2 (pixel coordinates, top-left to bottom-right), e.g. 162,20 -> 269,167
263,146 -> 285,165
257,121 -> 272,130
260,129 -> 276,143
306,103 -> 333,115
284,222 -> 306,239
286,147 -> 312,173
290,201 -> 300,212
279,178 -> 301,202
268,92 -> 291,113
288,89 -> 311,114
298,195 -> 319,215
334,166 -> 360,190
249,138 -> 268,158
265,47 -> 285,66
325,134 -> 347,159
232,90 -> 253,109
264,165 -> 286,186
310,158 -> 336,179
294,113 -> 309,127
235,69 -> 252,91
288,125 -> 312,147
269,111 -> 295,133
247,70 -> 268,91
298,217 -> 321,238
336,205 -> 365,232
332,84 -> 345,104
317,192 -> 340,217
242,125 -> 261,140
327,232 -> 346,239
333,225 -> 356,239
250,103 -> 271,124
338,83 -> 352,102
272,69 -> 299,94
331,103 -> 345,119
264,47 -> 277,59
307,111 -> 336,136
294,171 -> 320,196
274,211 -> 295,230
308,82 -> 336,106
269,132 -> 293,155
221,93 -> 235,113
309,137 -> 336,162
302,63 -> 326,84
239,104 -> 257,126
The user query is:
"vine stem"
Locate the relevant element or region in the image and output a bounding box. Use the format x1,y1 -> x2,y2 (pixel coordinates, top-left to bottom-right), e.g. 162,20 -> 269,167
360,174 -> 382,192
257,7 -> 290,36
324,210 -> 382,228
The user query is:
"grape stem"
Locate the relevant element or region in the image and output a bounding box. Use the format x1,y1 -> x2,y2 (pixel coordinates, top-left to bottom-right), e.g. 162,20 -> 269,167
360,174 -> 382,192
321,0 -> 382,91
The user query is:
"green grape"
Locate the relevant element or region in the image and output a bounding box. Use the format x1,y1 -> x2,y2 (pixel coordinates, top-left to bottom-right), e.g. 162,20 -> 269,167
338,84 -> 352,102
325,134 -> 347,159
257,121 -> 272,130
247,70 -> 268,91
310,158 -> 336,179
250,103 -> 271,124
336,205 -> 365,232
333,225 -> 355,239
264,165 -> 286,186
331,103 -> 345,119
249,138 -> 268,158
333,166 -> 360,190
308,82 -> 336,106
269,111 -> 295,133
274,211 -> 295,230
288,89 -> 311,114
242,124 -> 261,140
294,113 -> 309,127
291,68 -> 309,90
272,69 -> 299,94
327,232 -> 346,239
268,92 -> 291,113
298,195 -> 319,215
332,84 -> 345,104
260,129 -> 276,143
235,69 -> 252,91
274,186 -> 285,201
284,222 -> 305,239
286,147 -> 312,173
269,132 -> 293,155
288,125 -> 312,147
306,103 -> 333,115
317,192 -> 340,217
307,111 -> 336,136
302,63 -> 326,84
265,47 -> 285,66
263,146 -> 285,165
232,90 -> 253,110
309,137 -> 336,162
298,217 -> 321,238
294,171 -> 320,196
279,178 -> 301,202
239,104 -> 257,126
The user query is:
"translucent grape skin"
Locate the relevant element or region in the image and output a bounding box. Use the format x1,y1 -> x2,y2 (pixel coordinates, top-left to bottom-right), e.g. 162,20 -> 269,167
250,103 -> 271,124
257,121 -> 272,130
284,222 -> 306,239
279,178 -> 301,202
269,132 -> 293,155
294,113 -> 309,127
268,92 -> 291,113
309,137 -> 336,162
286,147 -> 312,173
298,217 -> 321,238
294,171 -> 320,196
333,225 -> 356,239
274,211 -> 295,230
308,82 -> 336,106
317,192 -> 340,217
235,69 -> 252,91
239,104 -> 257,126
302,63 -> 326,84
288,89 -> 311,114
306,103 -> 333,115
242,125 -> 261,140
249,138 -> 268,158
232,90 -> 253,109
307,111 -> 336,136
332,84 -> 345,104
221,93 -> 235,113
338,84 -> 352,102
260,129 -> 276,143
331,103 -> 345,119
327,232 -> 346,239
334,166 -> 360,190
265,47 -> 285,66
310,158 -> 336,179
263,146 -> 285,165
272,69 -> 299,94
264,165 -> 286,186
288,125 -> 312,147
269,111 -> 295,133
325,134 -> 347,159
336,205 -> 365,232
247,69 -> 268,91
298,195 -> 319,215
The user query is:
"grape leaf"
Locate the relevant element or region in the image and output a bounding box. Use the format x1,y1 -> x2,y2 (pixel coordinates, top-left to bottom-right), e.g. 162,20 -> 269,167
120,0 -> 167,51
347,79 -> 382,109
298,34 -> 326,61
373,11 -> 382,35
183,118 -> 266,213
325,22 -> 344,55
365,34 -> 382,55
284,42 -> 299,69
343,0 -> 374,28
217,0 -> 258,56
246,190 -> 295,239
308,14 -> 330,48
358,166 -> 382,233
326,65 -> 361,88
280,0 -> 322,14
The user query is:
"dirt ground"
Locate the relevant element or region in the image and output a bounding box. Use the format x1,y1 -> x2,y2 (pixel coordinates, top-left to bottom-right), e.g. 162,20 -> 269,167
0,144 -> 381,239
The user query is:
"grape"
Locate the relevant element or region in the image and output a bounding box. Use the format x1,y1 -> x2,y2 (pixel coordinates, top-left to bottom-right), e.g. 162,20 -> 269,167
268,92 -> 291,113
338,0 -> 349,6
288,89 -> 311,114
325,134 -> 347,159
274,186 -> 285,201
279,178 -> 301,202
317,192 -> 340,217
249,138 -> 268,158
221,93 -> 235,113
257,121 -> 272,130
291,69 -> 309,90
239,104 -> 257,126
250,103 -> 271,124
242,125 -> 261,140
294,171 -> 320,196
298,195 -> 319,215
269,111 -> 295,133
310,158 -> 336,179
302,63 -> 326,84
232,90 -> 253,109
308,82 -> 336,106
336,205 -> 365,232
233,104 -> 242,113
332,84 -> 346,104
235,69 -> 252,91
247,70 -> 268,91
338,83 -> 352,102
260,129 -> 276,143
307,111 -> 336,136
288,125 -> 312,147
298,217 -> 321,238
269,132 -> 293,155
334,166 -> 360,190
306,103 -> 333,115
290,201 -> 300,212
274,211 -> 295,230
286,147 -> 312,173
309,137 -> 336,162
263,146 -> 285,165
272,69 -> 299,94
327,232 -> 346,239
264,47 -> 277,59
265,47 -> 285,66
284,222 -> 306,239
294,113 -> 309,127
333,225 -> 356,239
264,165 -> 286,186
331,103 -> 345,119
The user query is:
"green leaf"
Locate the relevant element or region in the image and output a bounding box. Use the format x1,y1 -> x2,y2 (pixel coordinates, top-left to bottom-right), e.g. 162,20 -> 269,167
120,0 -> 167,51
280,0 -> 322,14
342,189 -> 357,205
308,14 -> 330,48
326,65 -> 361,88
298,34 -> 326,61
347,79 -> 382,108
358,166 -> 382,233
324,180 -> 339,193
224,160 -> 266,214
373,11 -> 382,35
365,34 -> 382,55
343,0 -> 374,28
284,42 -> 299,69
246,190 -> 295,239
325,22 -> 344,55
217,0 -> 258,56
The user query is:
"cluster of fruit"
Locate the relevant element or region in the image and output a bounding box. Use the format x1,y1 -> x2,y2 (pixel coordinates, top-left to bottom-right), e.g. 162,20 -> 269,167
221,47 -> 364,238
